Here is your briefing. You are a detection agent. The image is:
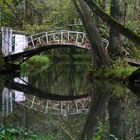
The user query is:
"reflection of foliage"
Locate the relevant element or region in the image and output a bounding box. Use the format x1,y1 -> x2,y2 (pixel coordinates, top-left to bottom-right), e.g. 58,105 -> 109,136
28,62 -> 91,96
0,125 -> 38,140
83,123 -> 121,140
92,121 -> 122,140
3,104 -> 86,140
93,60 -> 136,80
21,55 -> 50,75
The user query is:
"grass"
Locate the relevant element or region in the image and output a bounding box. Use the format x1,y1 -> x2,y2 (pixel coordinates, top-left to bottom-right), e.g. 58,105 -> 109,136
93,60 -> 137,80
20,55 -> 50,74
28,55 -> 50,65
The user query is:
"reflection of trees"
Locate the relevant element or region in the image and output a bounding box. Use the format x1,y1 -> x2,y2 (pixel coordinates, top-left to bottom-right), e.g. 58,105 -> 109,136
108,96 -> 126,139
28,62 -> 90,96
1,104 -> 86,139
2,74 -> 140,139
80,80 -> 129,140
81,82 -> 113,140
124,83 -> 140,139
6,79 -> 89,101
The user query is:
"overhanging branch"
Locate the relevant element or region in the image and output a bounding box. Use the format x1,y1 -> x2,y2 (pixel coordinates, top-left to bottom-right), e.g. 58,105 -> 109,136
3,0 -> 23,26
84,0 -> 140,46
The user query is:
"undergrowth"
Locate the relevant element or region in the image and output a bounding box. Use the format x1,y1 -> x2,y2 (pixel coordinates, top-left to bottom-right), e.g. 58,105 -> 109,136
21,55 -> 50,74
93,60 -> 137,80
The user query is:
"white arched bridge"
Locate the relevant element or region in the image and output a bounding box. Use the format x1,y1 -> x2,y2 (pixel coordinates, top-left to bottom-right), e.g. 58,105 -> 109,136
1,27 -> 109,62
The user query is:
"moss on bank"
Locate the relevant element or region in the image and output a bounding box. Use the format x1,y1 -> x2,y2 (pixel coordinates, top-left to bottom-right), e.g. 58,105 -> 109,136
93,61 -> 137,80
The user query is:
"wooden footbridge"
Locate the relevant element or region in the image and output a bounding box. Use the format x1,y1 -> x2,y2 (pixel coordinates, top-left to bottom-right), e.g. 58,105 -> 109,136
1,27 -> 109,63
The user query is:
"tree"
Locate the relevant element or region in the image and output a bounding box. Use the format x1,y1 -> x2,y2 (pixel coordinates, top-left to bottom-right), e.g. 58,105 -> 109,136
84,0 -> 140,46
72,0 -> 111,69
108,96 -> 126,139
109,0 -> 125,59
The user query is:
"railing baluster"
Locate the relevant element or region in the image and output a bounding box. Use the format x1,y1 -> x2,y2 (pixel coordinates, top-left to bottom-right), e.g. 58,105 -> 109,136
53,33 -> 55,41
68,31 -> 70,42
61,31 -> 63,43
31,96 -> 36,108
61,101 -> 63,115
46,32 -> 48,44
82,33 -> 85,44
75,101 -> 78,112
45,100 -> 48,113
31,36 -> 35,49
38,37 -> 41,44
76,32 -> 79,44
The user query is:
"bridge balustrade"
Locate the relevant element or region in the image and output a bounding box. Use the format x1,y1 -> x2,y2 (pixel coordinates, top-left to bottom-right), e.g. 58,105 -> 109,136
1,28 -> 109,58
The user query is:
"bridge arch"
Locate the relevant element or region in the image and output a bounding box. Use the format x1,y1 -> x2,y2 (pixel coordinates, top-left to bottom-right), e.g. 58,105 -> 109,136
2,30 -> 109,62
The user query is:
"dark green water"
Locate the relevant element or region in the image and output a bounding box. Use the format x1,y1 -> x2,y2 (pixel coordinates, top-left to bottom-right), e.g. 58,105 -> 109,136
0,62 -> 140,140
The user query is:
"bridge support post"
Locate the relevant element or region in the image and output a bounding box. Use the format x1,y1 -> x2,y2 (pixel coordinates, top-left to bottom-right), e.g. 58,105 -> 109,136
1,27 -> 12,56
31,36 -> 35,49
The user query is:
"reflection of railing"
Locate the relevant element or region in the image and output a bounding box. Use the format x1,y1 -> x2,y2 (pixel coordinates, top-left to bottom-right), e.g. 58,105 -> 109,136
2,88 -> 26,117
2,77 -> 27,117
1,87 -> 91,116
18,95 -> 91,116
3,77 -> 92,116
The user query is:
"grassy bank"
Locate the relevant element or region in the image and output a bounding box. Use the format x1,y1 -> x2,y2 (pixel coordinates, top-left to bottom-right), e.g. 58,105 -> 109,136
21,55 -> 50,74
92,61 -> 137,80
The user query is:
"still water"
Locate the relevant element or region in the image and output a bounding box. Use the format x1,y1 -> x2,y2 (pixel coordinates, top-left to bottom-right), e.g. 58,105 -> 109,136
0,62 -> 140,140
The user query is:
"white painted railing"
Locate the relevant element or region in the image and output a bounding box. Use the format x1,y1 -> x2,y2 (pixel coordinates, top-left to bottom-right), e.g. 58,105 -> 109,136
2,29 -> 109,56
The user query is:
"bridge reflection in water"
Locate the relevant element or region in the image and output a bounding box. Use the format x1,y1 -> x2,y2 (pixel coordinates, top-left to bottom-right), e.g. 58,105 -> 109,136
1,75 -> 140,140
2,77 -> 91,117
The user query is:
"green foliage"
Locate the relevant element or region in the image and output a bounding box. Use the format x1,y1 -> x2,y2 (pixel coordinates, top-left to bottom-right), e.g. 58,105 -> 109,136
93,121 -> 103,140
126,42 -> 140,59
20,62 -> 30,74
20,55 -> 50,74
25,24 -> 51,34
99,24 -> 109,38
93,60 -> 136,80
0,0 -> 78,31
0,125 -> 39,140
29,55 -> 50,65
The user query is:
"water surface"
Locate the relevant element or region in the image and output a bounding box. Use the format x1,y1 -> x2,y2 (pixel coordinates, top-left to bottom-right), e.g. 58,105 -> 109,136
0,62 -> 140,140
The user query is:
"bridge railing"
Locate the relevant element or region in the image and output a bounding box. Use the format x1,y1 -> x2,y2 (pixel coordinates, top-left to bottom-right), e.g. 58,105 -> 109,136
25,30 -> 109,51
2,29 -> 109,56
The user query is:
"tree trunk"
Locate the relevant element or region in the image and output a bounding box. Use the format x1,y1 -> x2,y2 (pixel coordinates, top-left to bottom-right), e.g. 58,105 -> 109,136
0,32 -> 5,68
24,0 -> 28,26
108,96 -> 126,140
81,86 -> 112,140
72,0 -> 111,68
84,0 -> 140,46
109,0 -> 125,59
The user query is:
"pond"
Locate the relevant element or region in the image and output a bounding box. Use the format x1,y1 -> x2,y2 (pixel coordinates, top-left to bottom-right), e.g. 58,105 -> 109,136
0,62 -> 140,140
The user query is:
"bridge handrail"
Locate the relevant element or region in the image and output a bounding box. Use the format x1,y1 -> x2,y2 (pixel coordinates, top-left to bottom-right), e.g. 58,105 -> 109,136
2,29 -> 109,57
